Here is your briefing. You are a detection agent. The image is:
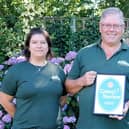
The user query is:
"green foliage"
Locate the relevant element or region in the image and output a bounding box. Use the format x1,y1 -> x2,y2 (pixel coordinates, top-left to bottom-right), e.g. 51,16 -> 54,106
0,14 -> 100,64
67,16 -> 100,51
41,16 -> 100,57
0,1 -> 129,129
1,0 -> 128,63
0,0 -> 100,63
0,0 -> 24,28
66,95 -> 79,118
97,0 -> 129,18
44,17 -> 71,56
0,18 -> 23,63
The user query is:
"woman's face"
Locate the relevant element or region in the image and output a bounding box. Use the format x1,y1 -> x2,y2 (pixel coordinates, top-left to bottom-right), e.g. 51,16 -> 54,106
29,34 -> 49,59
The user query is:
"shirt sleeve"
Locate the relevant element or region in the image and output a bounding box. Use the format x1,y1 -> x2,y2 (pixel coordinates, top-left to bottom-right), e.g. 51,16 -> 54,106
58,66 -> 66,95
1,66 -> 18,96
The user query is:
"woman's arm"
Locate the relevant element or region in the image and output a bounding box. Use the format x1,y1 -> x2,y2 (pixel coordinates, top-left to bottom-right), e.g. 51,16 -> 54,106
0,92 -> 16,117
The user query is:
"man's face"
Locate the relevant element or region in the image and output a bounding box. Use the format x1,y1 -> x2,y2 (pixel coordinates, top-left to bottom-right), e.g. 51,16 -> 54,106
99,14 -> 125,46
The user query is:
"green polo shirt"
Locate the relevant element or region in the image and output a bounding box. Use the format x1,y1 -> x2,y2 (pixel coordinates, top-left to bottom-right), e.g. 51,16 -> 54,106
68,40 -> 129,129
1,61 -> 66,129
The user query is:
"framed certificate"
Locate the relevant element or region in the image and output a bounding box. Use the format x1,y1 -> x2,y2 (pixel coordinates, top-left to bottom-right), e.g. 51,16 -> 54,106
94,74 -> 125,115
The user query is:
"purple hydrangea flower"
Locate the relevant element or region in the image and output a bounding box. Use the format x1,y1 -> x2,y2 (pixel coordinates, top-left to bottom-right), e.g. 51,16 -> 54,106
68,116 -> 76,123
16,56 -> 26,63
64,64 -> 72,74
63,61 -> 73,74
6,57 -> 17,65
0,120 -> 5,129
63,116 -> 69,123
49,57 -> 65,64
63,125 -> 70,129
2,114 -> 12,123
5,56 -> 26,65
63,116 -> 76,123
65,51 -> 77,61
0,65 -> 4,71
0,111 -> 3,118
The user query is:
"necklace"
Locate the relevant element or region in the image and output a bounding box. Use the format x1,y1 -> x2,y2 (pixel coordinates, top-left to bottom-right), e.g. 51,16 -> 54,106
36,61 -> 47,71
37,66 -> 42,71
29,60 -> 48,71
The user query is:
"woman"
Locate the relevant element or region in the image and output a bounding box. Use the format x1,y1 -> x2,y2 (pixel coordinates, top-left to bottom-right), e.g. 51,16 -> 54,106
0,28 -> 66,129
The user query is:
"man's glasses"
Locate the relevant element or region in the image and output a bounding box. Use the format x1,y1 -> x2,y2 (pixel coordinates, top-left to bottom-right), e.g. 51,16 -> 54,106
101,23 -> 124,30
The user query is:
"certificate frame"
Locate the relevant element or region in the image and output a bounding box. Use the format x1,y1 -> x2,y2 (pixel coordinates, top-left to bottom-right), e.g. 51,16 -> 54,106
94,74 -> 125,115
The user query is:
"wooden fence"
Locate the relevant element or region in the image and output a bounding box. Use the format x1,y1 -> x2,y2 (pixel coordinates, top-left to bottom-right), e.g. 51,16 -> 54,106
42,16 -> 129,31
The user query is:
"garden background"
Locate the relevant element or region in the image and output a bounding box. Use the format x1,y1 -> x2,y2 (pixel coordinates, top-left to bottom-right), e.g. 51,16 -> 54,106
0,0 -> 129,129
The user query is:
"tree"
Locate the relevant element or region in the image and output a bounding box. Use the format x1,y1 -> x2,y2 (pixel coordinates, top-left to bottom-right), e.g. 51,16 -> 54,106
97,0 -> 129,17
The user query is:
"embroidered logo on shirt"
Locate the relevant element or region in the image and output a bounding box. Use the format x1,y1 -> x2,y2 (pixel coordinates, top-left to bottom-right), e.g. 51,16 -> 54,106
51,75 -> 60,81
117,60 -> 129,67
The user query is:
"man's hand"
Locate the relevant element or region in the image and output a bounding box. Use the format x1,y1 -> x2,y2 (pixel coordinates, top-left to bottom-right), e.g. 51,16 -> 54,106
80,71 -> 97,87
109,101 -> 129,120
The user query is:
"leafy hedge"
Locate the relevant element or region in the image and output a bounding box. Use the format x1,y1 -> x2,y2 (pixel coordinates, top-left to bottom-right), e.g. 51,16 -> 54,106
0,16 -> 100,64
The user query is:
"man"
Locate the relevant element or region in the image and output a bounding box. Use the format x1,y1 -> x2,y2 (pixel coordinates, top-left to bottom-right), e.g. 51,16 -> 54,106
65,7 -> 129,129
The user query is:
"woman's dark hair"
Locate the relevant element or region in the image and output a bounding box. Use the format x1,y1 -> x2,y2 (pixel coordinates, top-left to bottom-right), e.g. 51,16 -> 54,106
24,27 -> 53,60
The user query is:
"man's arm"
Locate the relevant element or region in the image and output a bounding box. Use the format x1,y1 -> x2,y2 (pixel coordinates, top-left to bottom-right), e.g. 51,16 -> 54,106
65,71 -> 97,95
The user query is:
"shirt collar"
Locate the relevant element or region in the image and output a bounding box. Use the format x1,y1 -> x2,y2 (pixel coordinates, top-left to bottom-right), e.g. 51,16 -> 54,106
96,39 -> 129,50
